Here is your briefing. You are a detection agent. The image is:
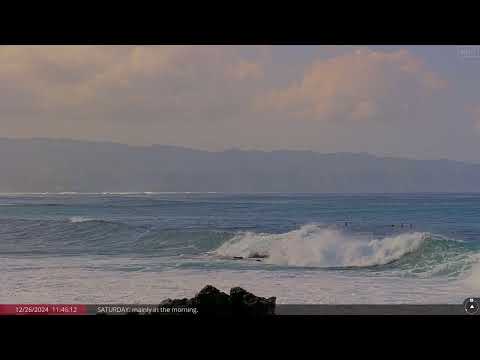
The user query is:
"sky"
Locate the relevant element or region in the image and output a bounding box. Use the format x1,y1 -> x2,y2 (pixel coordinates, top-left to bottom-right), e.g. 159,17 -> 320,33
1,45 -> 480,163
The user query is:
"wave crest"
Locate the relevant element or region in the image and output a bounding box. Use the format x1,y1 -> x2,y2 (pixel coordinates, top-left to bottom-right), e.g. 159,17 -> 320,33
69,216 -> 97,223
215,224 -> 428,268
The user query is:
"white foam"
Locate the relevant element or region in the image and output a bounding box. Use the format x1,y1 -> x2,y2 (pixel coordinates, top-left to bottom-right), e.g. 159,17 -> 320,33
69,216 -> 95,223
0,255 -> 469,304
215,224 -> 427,268
462,255 -> 480,290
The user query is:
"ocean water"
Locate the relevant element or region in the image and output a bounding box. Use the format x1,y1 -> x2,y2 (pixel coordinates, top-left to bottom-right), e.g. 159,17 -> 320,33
0,193 -> 479,304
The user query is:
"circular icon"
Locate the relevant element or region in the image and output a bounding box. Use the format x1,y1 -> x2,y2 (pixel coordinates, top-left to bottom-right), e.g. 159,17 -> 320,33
464,298 -> 479,315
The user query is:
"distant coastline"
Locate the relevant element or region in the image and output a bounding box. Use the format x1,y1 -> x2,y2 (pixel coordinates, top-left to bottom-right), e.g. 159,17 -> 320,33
2,138 -> 480,193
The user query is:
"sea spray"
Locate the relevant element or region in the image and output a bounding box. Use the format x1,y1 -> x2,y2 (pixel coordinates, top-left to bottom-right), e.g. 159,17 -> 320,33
215,224 -> 428,268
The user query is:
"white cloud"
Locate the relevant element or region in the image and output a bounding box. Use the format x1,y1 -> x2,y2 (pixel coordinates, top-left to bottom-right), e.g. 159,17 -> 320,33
0,45 -> 473,159
258,48 -> 447,123
0,45 -> 268,120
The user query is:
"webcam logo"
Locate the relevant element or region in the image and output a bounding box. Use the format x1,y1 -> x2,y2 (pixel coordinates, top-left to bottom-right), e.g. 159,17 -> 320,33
464,298 -> 479,315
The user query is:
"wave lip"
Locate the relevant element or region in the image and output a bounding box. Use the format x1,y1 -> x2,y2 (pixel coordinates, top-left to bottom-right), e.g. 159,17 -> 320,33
69,216 -> 97,223
214,224 -> 429,268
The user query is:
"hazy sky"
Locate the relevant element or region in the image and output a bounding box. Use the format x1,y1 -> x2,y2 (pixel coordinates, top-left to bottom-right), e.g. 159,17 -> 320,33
1,45 -> 480,162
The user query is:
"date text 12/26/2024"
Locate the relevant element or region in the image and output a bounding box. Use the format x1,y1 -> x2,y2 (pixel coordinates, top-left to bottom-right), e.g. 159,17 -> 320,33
0,304 -> 199,315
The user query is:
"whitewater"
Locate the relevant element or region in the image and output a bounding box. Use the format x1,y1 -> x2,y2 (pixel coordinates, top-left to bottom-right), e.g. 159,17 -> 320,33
0,193 -> 479,304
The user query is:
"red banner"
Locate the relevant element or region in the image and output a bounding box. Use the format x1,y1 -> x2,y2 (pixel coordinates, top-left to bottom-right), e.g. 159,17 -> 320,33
0,304 -> 88,315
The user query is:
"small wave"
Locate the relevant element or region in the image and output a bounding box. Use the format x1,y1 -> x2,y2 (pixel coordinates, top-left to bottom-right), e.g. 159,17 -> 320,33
66,217 -> 129,227
0,203 -> 63,207
215,224 -> 434,268
69,216 -> 98,223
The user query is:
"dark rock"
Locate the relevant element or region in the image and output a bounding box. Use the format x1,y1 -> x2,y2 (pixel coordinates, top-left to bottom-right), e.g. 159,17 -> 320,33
248,252 -> 268,259
232,256 -> 244,260
230,287 -> 276,316
194,285 -> 231,316
159,298 -> 173,306
157,285 -> 276,316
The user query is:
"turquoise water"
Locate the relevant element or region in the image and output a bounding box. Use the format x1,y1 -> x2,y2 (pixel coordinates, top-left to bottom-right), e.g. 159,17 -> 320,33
1,193 -> 479,303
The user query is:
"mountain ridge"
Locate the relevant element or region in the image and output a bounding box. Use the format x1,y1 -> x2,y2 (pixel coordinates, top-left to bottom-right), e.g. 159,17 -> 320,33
1,138 -> 480,193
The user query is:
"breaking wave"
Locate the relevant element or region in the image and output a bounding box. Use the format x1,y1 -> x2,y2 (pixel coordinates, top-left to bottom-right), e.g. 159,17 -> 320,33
214,224 -> 477,272
1,215 -> 478,279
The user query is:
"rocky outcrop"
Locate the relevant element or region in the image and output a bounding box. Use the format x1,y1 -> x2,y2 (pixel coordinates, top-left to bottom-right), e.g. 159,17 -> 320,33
248,252 -> 268,259
158,285 -> 276,316
230,287 -> 276,316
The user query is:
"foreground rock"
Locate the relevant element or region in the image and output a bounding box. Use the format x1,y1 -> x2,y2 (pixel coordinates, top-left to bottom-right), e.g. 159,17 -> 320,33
230,286 -> 276,316
158,285 -> 276,316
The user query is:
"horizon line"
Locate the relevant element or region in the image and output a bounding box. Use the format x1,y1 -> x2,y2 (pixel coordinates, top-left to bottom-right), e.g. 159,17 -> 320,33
2,191 -> 480,196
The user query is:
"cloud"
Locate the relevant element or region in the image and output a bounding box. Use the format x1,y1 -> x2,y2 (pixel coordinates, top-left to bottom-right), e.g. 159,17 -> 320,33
0,45 -> 268,122
0,46 -> 447,132
0,46 -> 468,158
259,48 -> 447,123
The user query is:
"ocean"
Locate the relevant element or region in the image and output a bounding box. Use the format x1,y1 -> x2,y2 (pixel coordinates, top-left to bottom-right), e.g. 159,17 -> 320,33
1,193 -> 479,304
